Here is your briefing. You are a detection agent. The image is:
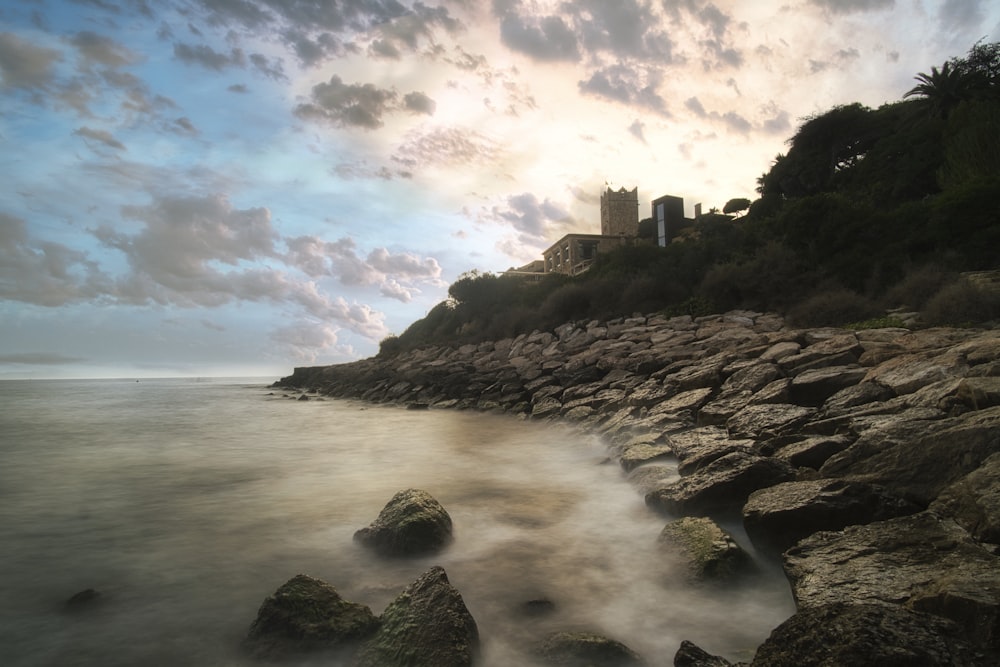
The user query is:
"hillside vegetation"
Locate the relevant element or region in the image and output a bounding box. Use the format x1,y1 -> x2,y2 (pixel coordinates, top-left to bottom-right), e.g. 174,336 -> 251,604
380,42 -> 1000,358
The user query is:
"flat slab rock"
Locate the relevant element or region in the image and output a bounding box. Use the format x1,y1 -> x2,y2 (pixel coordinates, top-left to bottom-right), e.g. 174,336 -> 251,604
930,451 -> 1000,544
783,511 -> 1000,650
742,478 -> 920,554
646,451 -> 795,517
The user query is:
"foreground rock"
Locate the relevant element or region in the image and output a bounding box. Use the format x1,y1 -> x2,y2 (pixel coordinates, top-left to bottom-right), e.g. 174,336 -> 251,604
244,574 -> 378,659
749,603 -> 998,666
355,566 -> 479,667
535,631 -> 644,667
783,511 -> 1000,650
353,488 -> 453,557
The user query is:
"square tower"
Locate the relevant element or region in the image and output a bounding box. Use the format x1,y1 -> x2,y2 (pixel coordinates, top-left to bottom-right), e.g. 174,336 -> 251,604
600,186 -> 639,237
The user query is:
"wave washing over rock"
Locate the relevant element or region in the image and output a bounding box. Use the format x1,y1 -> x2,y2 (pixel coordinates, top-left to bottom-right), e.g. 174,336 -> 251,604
277,310 -> 1000,666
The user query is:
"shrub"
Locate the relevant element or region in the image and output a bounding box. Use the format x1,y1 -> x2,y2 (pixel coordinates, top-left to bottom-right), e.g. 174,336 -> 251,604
922,278 -> 1000,326
788,288 -> 882,327
883,264 -> 957,310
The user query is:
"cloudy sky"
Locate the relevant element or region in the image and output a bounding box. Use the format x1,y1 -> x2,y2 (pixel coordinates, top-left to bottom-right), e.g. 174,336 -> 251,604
1,0 -> 997,379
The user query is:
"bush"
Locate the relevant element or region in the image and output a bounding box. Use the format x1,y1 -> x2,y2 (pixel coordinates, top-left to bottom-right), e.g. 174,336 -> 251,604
922,278 -> 1000,326
788,288 -> 882,327
883,264 -> 957,310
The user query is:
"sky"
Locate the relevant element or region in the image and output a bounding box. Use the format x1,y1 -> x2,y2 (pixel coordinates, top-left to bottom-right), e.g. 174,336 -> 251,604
1,0 -> 998,379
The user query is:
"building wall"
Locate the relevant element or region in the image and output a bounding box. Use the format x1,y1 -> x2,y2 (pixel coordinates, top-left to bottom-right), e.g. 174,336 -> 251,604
542,234 -> 625,276
600,187 -> 639,237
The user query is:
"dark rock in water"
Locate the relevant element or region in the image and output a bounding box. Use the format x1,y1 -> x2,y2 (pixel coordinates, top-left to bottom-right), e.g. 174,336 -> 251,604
244,574 -> 378,659
673,640 -> 735,666
783,511 -> 1000,649
65,588 -> 101,611
521,598 -> 556,617
749,603 -> 998,666
742,479 -> 920,554
659,516 -> 751,581
296,394 -> 309,401
535,631 -> 644,667
355,566 -> 478,667
646,452 -> 795,516
354,488 -> 453,557
930,451 -> 1000,544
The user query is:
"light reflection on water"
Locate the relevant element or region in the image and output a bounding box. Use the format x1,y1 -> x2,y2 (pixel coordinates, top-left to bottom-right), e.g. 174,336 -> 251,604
0,378 -> 793,666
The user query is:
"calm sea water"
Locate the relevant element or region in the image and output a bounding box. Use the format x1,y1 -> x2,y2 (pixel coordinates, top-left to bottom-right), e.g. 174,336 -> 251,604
0,378 -> 793,666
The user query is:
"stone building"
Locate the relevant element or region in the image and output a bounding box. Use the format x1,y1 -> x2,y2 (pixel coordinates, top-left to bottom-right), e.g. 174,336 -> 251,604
600,186 -> 640,237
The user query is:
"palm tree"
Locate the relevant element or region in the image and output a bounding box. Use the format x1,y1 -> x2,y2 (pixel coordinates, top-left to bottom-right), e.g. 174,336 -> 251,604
904,61 -> 986,118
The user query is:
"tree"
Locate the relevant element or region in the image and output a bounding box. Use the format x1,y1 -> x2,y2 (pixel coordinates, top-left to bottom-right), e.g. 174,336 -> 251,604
723,198 -> 751,216
904,62 -> 977,118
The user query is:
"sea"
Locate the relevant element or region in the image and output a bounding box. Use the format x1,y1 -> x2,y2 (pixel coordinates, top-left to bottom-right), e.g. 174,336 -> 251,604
0,377 -> 795,666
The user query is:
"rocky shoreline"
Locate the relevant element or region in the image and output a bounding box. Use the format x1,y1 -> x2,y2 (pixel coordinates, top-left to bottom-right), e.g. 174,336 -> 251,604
276,311 -> 1000,666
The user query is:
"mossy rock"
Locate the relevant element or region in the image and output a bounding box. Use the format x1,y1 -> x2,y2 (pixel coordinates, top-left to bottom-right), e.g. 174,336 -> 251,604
354,488 -> 454,557
659,517 -> 751,581
244,574 -> 379,659
355,566 -> 479,667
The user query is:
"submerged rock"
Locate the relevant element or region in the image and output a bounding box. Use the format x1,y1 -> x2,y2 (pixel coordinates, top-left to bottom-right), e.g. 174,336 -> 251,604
535,631 -> 644,667
673,640 -> 735,667
355,566 -> 479,667
658,516 -> 751,581
354,488 -> 453,557
244,574 -> 379,659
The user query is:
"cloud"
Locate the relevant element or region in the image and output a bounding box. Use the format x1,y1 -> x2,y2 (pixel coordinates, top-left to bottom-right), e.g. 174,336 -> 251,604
69,31 -> 139,69
481,192 -> 573,244
808,0 -> 894,13
269,322 -> 343,363
685,96 -> 707,117
579,64 -> 668,115
499,13 -> 580,62
173,42 -> 246,70
0,212 -> 109,306
74,126 -> 127,150
284,235 -> 442,303
392,127 -> 500,169
628,119 -> 647,143
296,74 -> 435,129
0,352 -> 87,365
939,0 -> 985,32
403,90 -> 436,115
0,31 -> 62,90
721,111 -> 751,134
249,52 -> 286,80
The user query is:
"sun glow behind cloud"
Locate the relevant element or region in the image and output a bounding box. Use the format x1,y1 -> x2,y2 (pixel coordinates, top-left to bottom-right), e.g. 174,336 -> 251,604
1,0 -> 998,377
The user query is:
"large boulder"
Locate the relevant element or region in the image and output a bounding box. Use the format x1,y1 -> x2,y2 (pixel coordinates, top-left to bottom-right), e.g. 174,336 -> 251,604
534,631 -> 644,667
818,406 -> 1000,506
788,365 -> 867,407
783,511 -> 1000,649
742,479 -> 920,554
930,451 -> 1000,544
244,574 -> 379,659
354,489 -> 454,557
749,603 -> 998,666
646,452 -> 796,516
355,566 -> 479,667
658,516 -> 751,581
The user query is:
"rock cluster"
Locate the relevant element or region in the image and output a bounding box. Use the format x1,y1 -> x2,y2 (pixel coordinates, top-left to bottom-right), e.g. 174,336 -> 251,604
277,311 -> 1000,665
